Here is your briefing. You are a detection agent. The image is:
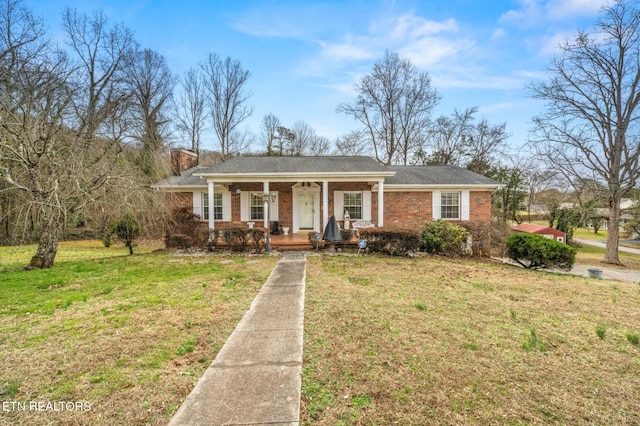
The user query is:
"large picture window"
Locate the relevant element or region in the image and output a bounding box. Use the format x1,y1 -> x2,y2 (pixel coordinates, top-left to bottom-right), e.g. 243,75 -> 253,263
343,192 -> 362,220
250,193 -> 264,221
202,193 -> 223,221
441,192 -> 460,219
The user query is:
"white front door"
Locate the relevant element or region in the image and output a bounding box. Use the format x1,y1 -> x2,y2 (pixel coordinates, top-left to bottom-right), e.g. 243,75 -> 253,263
299,193 -> 314,229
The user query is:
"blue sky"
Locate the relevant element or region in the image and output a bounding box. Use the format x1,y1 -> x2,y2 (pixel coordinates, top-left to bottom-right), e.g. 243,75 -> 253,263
25,0 -> 610,153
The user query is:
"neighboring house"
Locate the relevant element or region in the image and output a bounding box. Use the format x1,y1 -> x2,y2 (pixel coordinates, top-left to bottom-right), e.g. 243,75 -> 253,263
153,149 -> 503,241
512,223 -> 566,244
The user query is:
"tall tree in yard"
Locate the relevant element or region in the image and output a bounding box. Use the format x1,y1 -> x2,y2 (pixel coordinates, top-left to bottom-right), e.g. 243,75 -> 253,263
175,67 -> 206,160
530,0 -> 640,264
201,53 -> 253,160
0,3 -> 138,269
128,48 -> 176,180
338,50 -> 440,165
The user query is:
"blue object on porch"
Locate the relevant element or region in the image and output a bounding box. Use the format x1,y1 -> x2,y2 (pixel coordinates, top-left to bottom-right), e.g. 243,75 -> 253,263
271,221 -> 280,235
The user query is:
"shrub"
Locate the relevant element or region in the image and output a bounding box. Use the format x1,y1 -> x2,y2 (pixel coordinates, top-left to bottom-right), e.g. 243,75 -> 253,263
421,220 -> 469,255
340,229 -> 354,249
249,228 -> 266,253
460,221 -> 491,256
506,232 -> 576,270
165,206 -> 208,250
109,212 -> 141,255
221,227 -> 250,252
358,228 -> 420,256
308,231 -> 323,249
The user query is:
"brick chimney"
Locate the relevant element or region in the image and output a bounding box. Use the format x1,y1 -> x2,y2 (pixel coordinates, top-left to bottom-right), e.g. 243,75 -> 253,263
170,149 -> 198,176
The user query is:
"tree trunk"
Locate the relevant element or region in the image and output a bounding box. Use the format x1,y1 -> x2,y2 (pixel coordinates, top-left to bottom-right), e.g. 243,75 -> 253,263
605,198 -> 622,265
27,228 -> 60,269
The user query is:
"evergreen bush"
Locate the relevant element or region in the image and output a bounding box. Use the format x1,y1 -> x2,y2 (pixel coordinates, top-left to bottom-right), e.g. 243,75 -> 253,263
506,232 -> 576,270
421,220 -> 469,255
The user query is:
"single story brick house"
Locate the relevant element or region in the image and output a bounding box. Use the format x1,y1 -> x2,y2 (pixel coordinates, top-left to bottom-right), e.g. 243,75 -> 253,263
154,149 -> 502,239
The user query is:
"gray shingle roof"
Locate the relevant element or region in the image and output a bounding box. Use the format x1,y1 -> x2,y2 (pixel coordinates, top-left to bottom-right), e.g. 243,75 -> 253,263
386,165 -> 502,186
152,156 -> 502,188
152,165 -> 208,188
195,156 -> 390,174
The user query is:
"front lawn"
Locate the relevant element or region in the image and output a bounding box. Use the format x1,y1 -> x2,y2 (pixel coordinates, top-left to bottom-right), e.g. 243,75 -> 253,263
302,254 -> 640,424
0,240 -> 277,425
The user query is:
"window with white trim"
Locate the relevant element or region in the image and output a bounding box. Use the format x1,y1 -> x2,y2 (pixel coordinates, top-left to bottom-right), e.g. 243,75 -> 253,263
202,193 -> 223,221
343,192 -> 362,220
250,193 -> 264,221
441,192 -> 460,219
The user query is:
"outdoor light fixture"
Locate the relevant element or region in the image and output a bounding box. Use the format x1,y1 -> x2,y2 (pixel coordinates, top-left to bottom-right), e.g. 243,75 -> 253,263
262,192 -> 277,252
235,188 -> 241,195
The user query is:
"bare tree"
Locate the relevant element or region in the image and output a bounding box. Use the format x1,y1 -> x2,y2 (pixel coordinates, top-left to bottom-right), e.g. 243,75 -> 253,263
464,118 -> 509,175
0,4 -> 140,269
260,112 -> 280,155
307,135 -> 332,156
0,15 -> 80,268
127,47 -> 176,180
275,125 -> 295,156
338,50 -> 440,165
175,67 -> 206,159
334,129 -> 368,156
419,108 -> 477,166
200,53 -> 253,160
529,0 -> 640,264
63,8 -> 135,140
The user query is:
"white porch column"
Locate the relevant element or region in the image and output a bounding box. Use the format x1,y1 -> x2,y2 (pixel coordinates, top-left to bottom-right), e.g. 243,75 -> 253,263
377,180 -> 384,227
208,181 -> 215,230
322,180 -> 329,230
263,181 -> 270,228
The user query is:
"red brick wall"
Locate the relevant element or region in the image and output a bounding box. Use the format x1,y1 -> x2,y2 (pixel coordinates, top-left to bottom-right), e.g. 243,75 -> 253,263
168,184 -> 494,234
170,149 -> 198,176
379,191 -> 432,229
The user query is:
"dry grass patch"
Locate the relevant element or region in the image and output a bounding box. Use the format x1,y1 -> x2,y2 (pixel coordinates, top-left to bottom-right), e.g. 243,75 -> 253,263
574,244 -> 640,271
302,254 -> 640,425
0,241 -> 277,425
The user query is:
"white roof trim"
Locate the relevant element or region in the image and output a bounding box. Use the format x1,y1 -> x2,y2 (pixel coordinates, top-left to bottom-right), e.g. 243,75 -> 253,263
194,171 -> 395,183
375,184 -> 504,192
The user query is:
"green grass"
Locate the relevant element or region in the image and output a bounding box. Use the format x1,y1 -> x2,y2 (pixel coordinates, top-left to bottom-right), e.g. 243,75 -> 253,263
302,254 -> 640,425
0,240 -> 277,425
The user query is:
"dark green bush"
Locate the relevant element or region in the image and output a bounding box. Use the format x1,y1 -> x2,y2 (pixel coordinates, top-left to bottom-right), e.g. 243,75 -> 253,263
109,212 -> 141,255
358,228 -> 420,256
421,220 -> 469,255
506,232 -> 576,270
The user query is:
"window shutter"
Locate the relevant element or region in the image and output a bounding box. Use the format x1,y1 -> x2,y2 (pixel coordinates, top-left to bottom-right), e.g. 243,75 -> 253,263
334,191 -> 344,220
432,191 -> 441,219
270,192 -> 279,221
193,192 -> 203,219
222,191 -> 232,221
362,191 -> 372,221
240,191 -> 249,221
461,191 -> 470,221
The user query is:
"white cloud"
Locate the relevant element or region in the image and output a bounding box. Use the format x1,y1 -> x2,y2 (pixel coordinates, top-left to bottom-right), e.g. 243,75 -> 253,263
491,28 -> 507,42
399,37 -> 475,69
318,39 -> 374,62
388,14 -> 458,39
545,0 -> 609,19
500,0 -> 609,24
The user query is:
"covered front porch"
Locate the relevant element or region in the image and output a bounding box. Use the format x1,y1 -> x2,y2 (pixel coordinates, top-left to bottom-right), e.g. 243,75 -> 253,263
215,230 -> 360,251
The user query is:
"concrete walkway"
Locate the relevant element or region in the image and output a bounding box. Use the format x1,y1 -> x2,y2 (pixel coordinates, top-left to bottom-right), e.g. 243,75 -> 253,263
169,251 -> 306,426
